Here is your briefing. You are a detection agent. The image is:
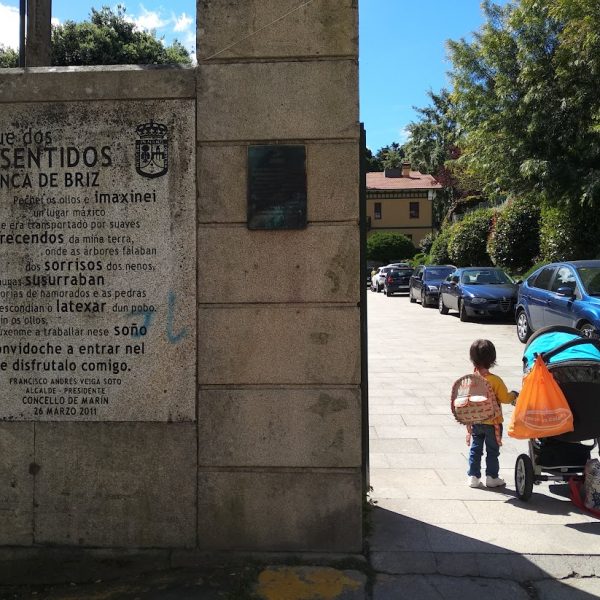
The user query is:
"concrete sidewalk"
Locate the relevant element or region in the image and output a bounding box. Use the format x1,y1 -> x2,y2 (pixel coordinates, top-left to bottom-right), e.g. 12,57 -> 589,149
367,289 -> 600,598
3,291 -> 600,599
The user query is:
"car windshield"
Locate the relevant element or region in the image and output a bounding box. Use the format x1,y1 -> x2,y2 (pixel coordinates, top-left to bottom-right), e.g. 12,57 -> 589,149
460,270 -> 513,285
425,268 -> 454,281
577,267 -> 600,295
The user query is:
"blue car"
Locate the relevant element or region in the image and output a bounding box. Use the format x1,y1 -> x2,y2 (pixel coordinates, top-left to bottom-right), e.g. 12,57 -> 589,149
438,267 -> 518,322
515,261 -> 600,343
409,265 -> 456,307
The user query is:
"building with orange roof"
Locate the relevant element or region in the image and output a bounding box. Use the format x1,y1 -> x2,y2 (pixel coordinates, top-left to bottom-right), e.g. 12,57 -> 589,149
366,161 -> 442,246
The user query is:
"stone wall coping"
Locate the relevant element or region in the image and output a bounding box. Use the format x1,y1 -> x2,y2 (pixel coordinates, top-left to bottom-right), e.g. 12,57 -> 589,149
0,65 -> 197,102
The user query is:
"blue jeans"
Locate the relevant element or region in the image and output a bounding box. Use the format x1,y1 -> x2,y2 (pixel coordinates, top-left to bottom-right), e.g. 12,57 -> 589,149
468,424 -> 502,478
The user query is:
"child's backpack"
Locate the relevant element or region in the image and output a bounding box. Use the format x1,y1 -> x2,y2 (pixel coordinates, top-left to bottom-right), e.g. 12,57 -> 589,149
451,373 -> 503,446
451,373 -> 501,425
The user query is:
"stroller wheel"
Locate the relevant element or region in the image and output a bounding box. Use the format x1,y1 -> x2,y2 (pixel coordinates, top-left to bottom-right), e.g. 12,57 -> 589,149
515,454 -> 534,501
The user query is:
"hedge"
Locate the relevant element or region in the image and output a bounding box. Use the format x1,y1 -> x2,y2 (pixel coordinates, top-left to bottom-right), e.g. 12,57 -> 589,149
429,227 -> 454,265
488,197 -> 540,272
447,208 -> 494,267
540,203 -> 600,262
366,232 -> 416,264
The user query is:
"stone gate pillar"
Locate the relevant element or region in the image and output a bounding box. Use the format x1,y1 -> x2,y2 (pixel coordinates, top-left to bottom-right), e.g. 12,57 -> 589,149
195,0 -> 363,551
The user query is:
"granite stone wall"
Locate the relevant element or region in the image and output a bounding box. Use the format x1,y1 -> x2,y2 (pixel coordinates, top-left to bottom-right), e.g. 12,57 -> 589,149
0,0 -> 361,556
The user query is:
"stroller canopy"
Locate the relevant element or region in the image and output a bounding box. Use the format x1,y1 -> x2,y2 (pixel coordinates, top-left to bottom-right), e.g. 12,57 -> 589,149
523,327 -> 600,371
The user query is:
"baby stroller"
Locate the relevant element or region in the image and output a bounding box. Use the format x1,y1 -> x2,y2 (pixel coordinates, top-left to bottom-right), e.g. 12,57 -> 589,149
515,325 -> 600,501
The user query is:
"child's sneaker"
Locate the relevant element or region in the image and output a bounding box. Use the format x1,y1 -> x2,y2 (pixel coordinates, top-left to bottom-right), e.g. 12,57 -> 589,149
486,476 -> 506,488
468,476 -> 481,488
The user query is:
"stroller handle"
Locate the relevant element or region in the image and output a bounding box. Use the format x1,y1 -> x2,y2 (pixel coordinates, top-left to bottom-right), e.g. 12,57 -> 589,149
538,336 -> 600,363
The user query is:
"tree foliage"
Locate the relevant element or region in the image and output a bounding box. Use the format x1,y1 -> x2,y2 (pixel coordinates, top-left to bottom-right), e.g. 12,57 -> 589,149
0,45 -> 17,68
540,202 -> 600,262
403,90 -> 471,226
366,232 -> 415,264
447,209 -> 494,267
487,197 -> 541,272
404,89 -> 456,177
0,5 -> 191,67
448,0 -> 600,207
366,142 -> 404,172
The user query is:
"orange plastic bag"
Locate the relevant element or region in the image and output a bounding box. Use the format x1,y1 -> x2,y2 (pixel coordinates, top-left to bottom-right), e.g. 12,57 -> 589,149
508,355 -> 574,439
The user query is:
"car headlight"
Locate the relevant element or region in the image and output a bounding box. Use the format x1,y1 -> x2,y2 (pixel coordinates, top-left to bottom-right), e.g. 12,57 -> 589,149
427,285 -> 438,291
470,297 -> 487,304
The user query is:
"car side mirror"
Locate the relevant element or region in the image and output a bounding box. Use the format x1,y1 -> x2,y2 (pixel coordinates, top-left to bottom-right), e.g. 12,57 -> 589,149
556,286 -> 575,297
515,279 -> 523,285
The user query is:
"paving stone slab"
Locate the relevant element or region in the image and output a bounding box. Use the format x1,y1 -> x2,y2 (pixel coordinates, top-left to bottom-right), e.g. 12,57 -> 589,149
373,574 -> 530,600
534,578 -> 600,599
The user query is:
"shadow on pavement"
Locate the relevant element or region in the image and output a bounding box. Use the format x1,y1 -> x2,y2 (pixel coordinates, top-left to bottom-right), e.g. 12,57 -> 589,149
369,507 -> 600,599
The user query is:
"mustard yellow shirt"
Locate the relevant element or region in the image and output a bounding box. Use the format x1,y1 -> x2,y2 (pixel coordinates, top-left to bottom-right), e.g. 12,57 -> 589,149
481,372 -> 517,425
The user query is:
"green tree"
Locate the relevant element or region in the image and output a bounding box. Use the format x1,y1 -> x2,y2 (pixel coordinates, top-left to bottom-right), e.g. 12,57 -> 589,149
52,6 -> 191,66
403,90 -> 470,227
0,45 -> 17,68
404,89 -> 456,177
366,142 -> 404,172
447,0 -> 600,208
0,5 -> 191,67
367,232 -> 415,264
447,209 -> 494,267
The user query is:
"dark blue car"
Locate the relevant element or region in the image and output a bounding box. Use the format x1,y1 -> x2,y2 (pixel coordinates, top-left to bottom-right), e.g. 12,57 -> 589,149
515,261 -> 600,343
438,267 -> 518,322
409,265 -> 455,307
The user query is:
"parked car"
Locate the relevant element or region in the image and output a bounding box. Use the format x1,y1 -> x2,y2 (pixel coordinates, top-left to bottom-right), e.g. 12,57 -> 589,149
372,265 -> 396,292
370,267 -> 382,292
438,267 -> 518,322
515,260 -> 600,343
366,267 -> 372,287
384,267 -> 414,296
409,265 -> 455,307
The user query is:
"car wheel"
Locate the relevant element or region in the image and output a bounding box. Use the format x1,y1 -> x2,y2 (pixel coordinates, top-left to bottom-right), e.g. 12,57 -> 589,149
459,300 -> 469,322
386,288 -> 392,297
409,288 -> 416,303
438,294 -> 449,315
579,322 -> 596,338
515,454 -> 534,501
421,289 -> 427,307
516,310 -> 532,344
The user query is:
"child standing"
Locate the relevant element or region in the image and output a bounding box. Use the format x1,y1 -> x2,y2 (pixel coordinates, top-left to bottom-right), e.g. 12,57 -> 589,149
467,339 -> 517,488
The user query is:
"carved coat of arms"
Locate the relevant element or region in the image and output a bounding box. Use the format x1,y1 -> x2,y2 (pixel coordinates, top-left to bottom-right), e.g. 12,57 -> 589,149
135,121 -> 168,178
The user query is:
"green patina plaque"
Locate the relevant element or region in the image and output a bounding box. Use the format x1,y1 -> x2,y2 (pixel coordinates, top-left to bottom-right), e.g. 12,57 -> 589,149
247,145 -> 307,230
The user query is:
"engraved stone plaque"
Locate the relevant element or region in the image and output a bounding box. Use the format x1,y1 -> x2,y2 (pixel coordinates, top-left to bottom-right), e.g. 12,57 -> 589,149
0,100 -> 196,421
247,145 -> 307,229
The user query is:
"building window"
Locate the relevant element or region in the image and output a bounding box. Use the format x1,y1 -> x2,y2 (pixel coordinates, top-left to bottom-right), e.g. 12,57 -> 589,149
374,202 -> 382,219
409,202 -> 419,219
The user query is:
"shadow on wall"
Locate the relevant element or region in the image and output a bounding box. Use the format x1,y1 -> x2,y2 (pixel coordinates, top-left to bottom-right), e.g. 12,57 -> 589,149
369,506 -> 600,599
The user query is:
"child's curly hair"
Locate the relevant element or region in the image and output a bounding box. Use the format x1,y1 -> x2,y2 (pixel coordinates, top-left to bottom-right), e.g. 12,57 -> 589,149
470,339 -> 497,369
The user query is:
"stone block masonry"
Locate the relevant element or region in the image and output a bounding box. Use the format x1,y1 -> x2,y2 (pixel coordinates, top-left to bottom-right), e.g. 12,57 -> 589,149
0,0 -> 361,557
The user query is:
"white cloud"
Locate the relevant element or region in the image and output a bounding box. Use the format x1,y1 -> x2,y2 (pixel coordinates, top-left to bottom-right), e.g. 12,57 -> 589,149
398,126 -> 411,144
51,17 -> 60,27
0,2 -> 19,50
133,6 -> 167,31
173,12 -> 192,33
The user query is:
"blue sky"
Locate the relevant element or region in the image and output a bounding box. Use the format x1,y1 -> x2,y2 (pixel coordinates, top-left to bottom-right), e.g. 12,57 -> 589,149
0,1 -> 496,152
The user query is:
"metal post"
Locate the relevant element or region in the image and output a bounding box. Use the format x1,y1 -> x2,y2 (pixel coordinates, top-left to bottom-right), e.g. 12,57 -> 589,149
19,0 -> 26,67
359,123 -> 370,500
26,0 -> 52,67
